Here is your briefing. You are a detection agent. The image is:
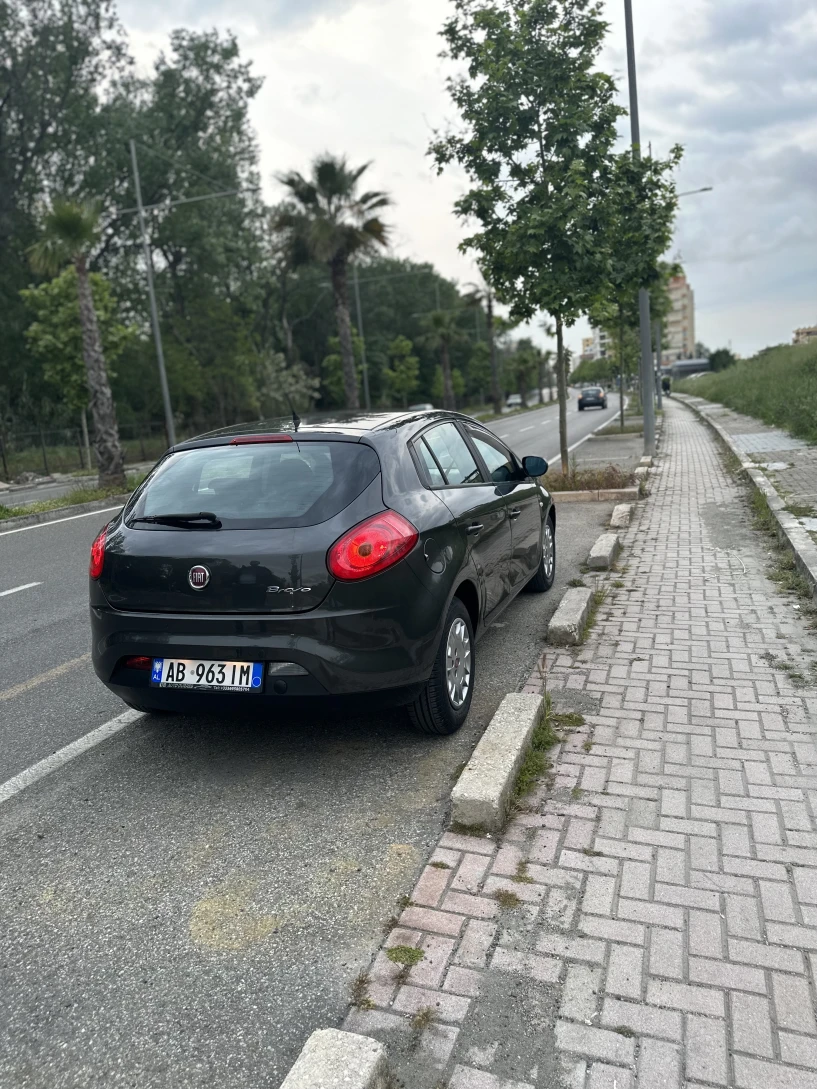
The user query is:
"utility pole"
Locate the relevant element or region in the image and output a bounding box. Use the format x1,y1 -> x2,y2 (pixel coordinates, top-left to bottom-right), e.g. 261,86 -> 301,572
654,319 -> 663,409
352,263 -> 371,412
129,139 -> 176,447
623,0 -> 656,457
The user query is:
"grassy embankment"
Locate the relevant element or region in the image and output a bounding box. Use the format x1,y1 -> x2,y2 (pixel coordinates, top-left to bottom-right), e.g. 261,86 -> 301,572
677,341 -> 817,443
0,473 -> 145,522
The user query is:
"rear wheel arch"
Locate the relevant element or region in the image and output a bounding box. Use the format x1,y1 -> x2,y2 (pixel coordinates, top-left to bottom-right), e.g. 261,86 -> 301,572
453,578 -> 480,636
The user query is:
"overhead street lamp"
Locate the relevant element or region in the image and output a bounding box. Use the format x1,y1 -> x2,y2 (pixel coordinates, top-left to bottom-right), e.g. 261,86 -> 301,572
678,186 -> 714,198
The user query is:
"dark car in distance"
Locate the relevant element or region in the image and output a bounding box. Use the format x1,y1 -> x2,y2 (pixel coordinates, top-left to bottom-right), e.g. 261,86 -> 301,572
89,410 -> 555,735
578,386 -> 607,410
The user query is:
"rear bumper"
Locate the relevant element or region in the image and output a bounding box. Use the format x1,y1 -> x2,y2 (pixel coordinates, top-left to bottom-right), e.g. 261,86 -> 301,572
91,592 -> 444,704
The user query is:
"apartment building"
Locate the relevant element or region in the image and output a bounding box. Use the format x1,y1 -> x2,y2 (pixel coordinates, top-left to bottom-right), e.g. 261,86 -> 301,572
663,274 -> 696,363
793,325 -> 817,345
582,325 -> 613,361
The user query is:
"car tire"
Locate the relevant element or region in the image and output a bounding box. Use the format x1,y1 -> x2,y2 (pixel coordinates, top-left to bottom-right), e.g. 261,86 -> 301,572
408,598 -> 474,736
578,404 -> 584,411
526,513 -> 556,593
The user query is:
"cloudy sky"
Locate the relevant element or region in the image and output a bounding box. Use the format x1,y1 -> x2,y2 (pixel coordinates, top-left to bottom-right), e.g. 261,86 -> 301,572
121,0 -> 817,359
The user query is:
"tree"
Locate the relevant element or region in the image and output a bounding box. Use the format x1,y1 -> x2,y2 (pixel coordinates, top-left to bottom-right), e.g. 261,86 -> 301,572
28,199 -> 126,487
422,309 -> 468,409
431,0 -> 625,471
275,156 -> 391,410
709,348 -> 737,372
321,331 -> 365,408
383,336 -> 420,407
464,272 -> 503,414
20,266 -> 133,467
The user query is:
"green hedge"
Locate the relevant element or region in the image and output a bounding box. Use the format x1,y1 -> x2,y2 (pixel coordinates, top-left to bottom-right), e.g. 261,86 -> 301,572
677,342 -> 817,443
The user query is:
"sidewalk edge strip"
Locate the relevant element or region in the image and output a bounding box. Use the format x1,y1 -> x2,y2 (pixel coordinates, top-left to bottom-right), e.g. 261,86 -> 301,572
677,395 -> 817,602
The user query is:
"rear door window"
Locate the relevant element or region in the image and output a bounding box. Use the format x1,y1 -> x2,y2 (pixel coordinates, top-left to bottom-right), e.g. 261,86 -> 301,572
128,441 -> 380,529
422,423 -> 483,485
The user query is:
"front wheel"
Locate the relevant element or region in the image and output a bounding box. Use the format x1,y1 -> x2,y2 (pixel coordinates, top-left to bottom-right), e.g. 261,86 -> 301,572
526,514 -> 556,593
578,404 -> 584,411
408,598 -> 474,735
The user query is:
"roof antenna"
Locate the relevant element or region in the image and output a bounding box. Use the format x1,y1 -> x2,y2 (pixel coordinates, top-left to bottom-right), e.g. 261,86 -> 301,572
284,392 -> 301,432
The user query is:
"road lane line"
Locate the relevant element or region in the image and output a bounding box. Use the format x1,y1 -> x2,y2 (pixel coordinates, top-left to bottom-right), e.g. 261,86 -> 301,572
545,398 -> 627,465
0,653 -> 91,702
0,582 -> 41,598
519,426 -> 534,433
0,506 -> 122,538
0,708 -> 143,807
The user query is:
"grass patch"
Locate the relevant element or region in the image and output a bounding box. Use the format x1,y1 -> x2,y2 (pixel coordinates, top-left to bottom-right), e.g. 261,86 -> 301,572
571,786 -> 584,800
430,860 -> 451,870
580,588 -> 608,643
613,579 -> 625,588
787,502 -> 817,518
597,420 -> 644,436
512,693 -> 560,804
676,341 -> 817,443
0,472 -> 144,522
545,464 -> 635,493
386,945 -> 425,968
493,888 -> 522,909
553,711 -> 585,730
350,972 -> 375,1010
769,552 -> 813,597
568,578 -> 587,588
512,861 -> 534,884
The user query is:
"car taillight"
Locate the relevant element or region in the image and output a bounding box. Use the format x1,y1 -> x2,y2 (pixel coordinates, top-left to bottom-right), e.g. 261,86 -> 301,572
124,656 -> 152,671
327,511 -> 419,581
89,527 -> 106,579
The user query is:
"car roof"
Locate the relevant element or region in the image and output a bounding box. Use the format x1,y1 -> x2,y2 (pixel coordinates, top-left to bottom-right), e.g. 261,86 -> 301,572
172,409 -> 472,451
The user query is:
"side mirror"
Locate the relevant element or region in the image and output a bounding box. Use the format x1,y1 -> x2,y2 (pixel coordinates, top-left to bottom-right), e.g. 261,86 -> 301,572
523,455 -> 548,478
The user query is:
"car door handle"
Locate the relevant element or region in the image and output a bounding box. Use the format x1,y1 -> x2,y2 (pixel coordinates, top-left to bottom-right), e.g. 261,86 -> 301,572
466,523 -> 484,536
509,508 -> 522,519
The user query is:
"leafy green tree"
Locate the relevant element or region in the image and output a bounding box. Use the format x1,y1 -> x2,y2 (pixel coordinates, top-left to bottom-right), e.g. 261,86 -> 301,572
509,339 -> 541,405
28,198 -> 126,487
463,273 -> 503,413
383,336 -> 420,407
430,0 -> 625,471
465,342 -> 492,405
709,348 -> 738,372
421,310 -> 469,409
321,331 -> 365,408
432,366 -> 466,406
275,156 -> 390,410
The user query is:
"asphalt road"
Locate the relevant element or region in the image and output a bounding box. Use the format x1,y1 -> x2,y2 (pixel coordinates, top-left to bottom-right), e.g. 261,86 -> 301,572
0,397 -> 620,1088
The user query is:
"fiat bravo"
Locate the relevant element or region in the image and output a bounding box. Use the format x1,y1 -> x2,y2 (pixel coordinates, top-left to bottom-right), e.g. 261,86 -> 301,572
89,411 -> 555,735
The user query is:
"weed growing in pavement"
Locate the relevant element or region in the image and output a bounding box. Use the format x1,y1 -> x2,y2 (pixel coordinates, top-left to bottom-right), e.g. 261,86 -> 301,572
512,693 -> 559,804
571,786 -> 584,800
579,588 -> 608,643
613,579 -> 625,588
582,740 -> 593,753
387,946 -> 425,968
751,490 -> 778,536
350,971 -> 375,1010
512,861 -> 534,884
493,889 -> 522,909
553,711 -> 585,729
396,895 -> 414,910
613,1025 -> 637,1038
748,493 -> 817,628
786,501 -> 817,519
583,848 -> 604,858
429,860 -> 451,870
382,915 -> 399,935
410,1006 -> 435,1043
568,578 -> 586,588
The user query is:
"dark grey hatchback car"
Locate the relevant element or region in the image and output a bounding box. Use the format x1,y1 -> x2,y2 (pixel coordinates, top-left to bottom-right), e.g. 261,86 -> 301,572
90,410 -> 555,735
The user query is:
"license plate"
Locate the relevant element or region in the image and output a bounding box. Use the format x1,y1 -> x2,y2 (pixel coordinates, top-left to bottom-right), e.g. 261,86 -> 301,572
151,658 -> 264,692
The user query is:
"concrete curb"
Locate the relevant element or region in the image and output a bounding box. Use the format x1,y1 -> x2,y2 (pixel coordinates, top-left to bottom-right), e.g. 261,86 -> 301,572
279,1029 -> 391,1088
552,486 -> 639,504
677,396 -> 817,603
588,532 -> 621,570
610,503 -> 633,529
0,493 -> 130,531
547,586 -> 594,646
450,692 -> 544,833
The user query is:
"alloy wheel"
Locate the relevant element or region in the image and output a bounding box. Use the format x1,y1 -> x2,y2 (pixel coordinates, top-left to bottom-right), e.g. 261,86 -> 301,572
542,521 -> 555,580
445,617 -> 472,708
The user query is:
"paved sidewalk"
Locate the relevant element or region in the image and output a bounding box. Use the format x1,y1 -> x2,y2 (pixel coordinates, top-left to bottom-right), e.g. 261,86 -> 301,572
344,400 -> 817,1088
680,395 -> 817,517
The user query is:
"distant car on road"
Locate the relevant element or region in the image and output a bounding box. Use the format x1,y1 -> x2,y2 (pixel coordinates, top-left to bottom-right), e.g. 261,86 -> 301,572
505,393 -> 523,410
89,411 -> 555,736
578,386 -> 607,410
408,402 -> 434,411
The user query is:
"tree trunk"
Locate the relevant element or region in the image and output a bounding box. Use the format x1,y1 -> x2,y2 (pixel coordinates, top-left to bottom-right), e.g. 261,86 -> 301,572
329,256 -> 360,411
75,256 -> 126,489
556,313 -> 569,474
486,292 -> 502,415
619,303 -> 626,430
80,406 -> 92,471
441,341 -> 456,410
537,358 -> 545,404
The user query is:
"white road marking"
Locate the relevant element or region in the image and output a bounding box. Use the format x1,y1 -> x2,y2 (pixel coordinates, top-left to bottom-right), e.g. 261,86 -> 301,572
0,505 -> 122,538
498,433 -> 510,440
0,653 -> 91,702
0,708 -> 143,807
0,581 -> 41,598
544,397 -> 627,465
519,425 -> 534,433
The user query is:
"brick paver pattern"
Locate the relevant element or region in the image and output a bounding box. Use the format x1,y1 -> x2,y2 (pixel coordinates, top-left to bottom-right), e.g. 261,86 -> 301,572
345,402 -> 817,1088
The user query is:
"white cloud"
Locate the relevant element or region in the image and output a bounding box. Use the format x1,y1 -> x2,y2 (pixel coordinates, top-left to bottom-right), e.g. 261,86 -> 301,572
120,0 -> 817,360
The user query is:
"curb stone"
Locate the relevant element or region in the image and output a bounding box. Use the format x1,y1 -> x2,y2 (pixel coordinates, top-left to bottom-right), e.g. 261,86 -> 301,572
0,493 -> 130,531
547,586 -> 594,646
450,691 -> 544,833
610,503 -> 632,529
279,1029 -> 391,1088
552,486 -> 638,504
677,396 -> 817,603
588,532 -> 621,570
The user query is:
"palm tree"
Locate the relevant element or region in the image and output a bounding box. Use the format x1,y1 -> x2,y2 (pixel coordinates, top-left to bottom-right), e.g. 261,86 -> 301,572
422,310 -> 466,410
464,272 -> 502,415
29,198 -> 126,489
275,156 -> 391,411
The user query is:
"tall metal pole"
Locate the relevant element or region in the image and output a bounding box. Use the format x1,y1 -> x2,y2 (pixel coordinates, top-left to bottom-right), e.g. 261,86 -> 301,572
129,139 -> 176,447
352,264 -> 371,412
623,0 -> 656,457
654,319 -> 663,409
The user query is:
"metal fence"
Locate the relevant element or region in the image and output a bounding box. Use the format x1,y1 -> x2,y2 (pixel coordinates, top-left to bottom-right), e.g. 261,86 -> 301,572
0,421 -> 172,482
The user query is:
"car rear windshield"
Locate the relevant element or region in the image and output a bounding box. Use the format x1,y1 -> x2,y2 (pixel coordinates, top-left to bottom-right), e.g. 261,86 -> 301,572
127,441 -> 381,529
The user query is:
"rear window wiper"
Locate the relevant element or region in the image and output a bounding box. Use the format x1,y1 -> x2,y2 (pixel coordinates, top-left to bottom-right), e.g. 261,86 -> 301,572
130,511 -> 223,528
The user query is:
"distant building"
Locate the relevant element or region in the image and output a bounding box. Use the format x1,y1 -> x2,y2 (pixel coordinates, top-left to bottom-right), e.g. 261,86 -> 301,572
583,325 -> 613,361
663,274 -> 696,364
793,325 -> 817,345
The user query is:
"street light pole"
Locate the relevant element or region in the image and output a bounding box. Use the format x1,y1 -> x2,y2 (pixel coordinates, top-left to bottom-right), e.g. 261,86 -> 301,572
129,139 -> 176,447
623,0 -> 656,458
352,263 -> 372,412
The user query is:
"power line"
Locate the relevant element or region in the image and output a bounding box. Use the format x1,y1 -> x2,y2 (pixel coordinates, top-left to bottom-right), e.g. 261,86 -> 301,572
135,141 -> 234,196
